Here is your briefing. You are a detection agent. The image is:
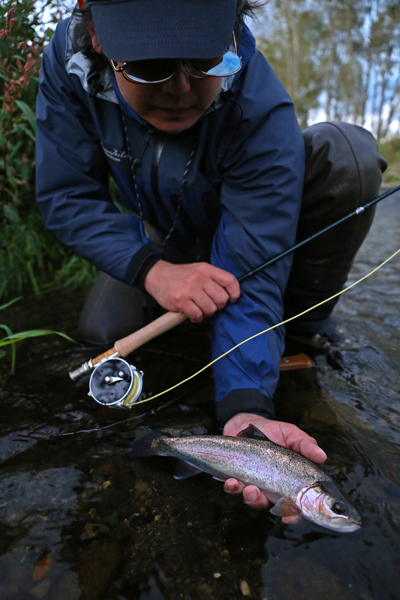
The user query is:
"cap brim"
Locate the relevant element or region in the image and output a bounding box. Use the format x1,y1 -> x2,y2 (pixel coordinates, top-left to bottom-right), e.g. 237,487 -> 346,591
89,0 -> 237,61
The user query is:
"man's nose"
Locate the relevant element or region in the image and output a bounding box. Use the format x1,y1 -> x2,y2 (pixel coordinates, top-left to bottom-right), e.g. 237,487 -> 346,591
163,62 -> 192,95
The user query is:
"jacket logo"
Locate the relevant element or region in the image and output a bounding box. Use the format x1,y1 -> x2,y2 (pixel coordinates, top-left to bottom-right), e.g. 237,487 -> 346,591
101,144 -> 129,163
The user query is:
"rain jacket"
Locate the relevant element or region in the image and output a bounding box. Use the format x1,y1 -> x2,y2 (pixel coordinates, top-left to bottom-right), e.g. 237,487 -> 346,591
36,16 -> 305,424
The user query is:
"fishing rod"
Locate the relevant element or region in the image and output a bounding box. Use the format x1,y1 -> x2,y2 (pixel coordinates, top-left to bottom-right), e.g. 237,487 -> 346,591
69,183 -> 400,408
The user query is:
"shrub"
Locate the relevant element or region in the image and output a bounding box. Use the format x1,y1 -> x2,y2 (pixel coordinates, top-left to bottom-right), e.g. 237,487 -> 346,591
0,0 -> 96,301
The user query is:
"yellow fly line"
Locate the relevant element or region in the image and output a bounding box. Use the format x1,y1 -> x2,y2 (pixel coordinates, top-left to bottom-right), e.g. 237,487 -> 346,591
130,247 -> 400,406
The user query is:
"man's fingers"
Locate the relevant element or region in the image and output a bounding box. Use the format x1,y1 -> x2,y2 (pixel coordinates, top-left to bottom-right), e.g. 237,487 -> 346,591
243,485 -> 271,509
203,281 -> 230,311
298,438 -> 327,463
211,268 -> 240,303
184,300 -> 204,323
144,260 -> 240,317
190,292 -> 218,319
224,481 -> 271,510
284,425 -> 327,464
224,478 -> 244,495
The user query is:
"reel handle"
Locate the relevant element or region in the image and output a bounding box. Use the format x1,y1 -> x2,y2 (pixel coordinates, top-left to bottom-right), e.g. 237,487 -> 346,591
115,311 -> 187,357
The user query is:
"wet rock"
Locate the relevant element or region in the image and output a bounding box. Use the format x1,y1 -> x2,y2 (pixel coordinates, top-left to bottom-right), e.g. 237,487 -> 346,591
84,523 -> 110,538
32,553 -> 52,581
197,582 -> 213,598
262,556 -> 356,600
240,580 -> 251,596
78,540 -> 122,600
99,459 -> 118,476
31,579 -> 51,599
53,572 -> 80,600
135,480 -> 149,493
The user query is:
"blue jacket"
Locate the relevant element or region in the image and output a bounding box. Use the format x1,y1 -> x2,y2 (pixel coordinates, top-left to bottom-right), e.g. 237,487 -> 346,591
36,16 -> 305,424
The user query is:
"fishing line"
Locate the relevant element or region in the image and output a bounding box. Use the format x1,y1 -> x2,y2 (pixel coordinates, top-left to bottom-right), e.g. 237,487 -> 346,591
61,247 -> 400,435
121,247 -> 400,407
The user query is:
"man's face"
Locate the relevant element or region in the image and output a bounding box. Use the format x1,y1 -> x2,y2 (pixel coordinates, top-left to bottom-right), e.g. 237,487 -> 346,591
112,61 -> 222,134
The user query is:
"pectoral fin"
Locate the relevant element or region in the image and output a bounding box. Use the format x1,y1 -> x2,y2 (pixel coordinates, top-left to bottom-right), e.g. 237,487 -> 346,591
270,498 -> 301,518
174,459 -> 203,480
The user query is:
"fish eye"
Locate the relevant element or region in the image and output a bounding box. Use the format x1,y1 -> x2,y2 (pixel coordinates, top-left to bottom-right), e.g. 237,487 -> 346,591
331,501 -> 348,516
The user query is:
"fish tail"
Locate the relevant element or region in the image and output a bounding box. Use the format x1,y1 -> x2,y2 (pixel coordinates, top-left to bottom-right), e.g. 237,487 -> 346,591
128,430 -> 165,458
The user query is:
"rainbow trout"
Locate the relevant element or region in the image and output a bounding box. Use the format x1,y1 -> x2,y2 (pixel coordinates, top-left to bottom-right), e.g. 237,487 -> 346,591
129,424 -> 361,532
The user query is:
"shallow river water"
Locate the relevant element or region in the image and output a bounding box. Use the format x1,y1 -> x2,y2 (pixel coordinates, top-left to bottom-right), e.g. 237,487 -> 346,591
1,194 -> 400,600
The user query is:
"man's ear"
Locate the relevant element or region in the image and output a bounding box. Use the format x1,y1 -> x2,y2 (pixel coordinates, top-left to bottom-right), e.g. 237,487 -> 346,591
87,21 -> 102,55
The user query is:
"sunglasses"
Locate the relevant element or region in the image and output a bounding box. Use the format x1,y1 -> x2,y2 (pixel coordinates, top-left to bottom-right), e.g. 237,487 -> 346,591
111,33 -> 241,84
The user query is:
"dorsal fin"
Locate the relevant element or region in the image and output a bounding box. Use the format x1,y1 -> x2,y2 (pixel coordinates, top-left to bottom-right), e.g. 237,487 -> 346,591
236,424 -> 272,441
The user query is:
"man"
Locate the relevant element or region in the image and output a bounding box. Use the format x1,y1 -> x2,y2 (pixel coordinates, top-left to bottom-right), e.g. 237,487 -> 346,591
35,0 -> 385,514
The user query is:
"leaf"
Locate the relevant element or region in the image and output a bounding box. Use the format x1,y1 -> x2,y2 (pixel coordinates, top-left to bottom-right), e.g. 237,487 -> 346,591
0,329 -> 75,344
15,100 -> 36,134
0,324 -> 13,338
26,261 -> 40,297
3,205 -> 19,224
0,297 -> 21,311
0,324 -> 16,372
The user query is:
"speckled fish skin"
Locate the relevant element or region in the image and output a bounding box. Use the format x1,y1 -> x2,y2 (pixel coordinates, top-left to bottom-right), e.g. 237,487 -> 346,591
145,430 -> 361,533
151,434 -> 329,497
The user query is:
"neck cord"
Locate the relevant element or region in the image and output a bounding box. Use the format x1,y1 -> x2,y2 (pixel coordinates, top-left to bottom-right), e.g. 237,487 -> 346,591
120,110 -> 198,249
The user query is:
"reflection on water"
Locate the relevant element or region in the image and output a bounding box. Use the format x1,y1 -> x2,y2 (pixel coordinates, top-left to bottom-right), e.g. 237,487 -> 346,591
0,195 -> 399,599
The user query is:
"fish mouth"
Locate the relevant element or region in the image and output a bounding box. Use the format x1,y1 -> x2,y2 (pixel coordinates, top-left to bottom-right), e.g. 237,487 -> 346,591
321,517 -> 362,533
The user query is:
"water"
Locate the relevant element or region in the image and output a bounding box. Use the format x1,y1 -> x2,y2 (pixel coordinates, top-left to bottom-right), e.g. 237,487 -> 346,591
0,195 -> 399,600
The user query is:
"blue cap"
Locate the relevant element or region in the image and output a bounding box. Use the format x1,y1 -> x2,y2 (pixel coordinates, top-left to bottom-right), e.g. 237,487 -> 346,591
87,0 -> 237,62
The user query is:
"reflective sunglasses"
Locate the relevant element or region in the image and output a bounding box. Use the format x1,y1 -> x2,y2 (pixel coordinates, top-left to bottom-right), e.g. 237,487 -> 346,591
111,33 -> 241,84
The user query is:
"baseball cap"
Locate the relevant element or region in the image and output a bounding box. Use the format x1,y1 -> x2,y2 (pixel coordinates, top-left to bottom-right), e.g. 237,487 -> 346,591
86,0 -> 237,62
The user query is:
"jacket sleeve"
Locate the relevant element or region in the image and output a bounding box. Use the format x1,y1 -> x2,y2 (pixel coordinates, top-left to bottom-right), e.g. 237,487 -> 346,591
35,22 -> 160,284
211,56 -> 305,425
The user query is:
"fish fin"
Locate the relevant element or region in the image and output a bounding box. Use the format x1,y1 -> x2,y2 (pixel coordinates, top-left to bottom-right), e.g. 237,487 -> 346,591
237,424 -> 272,441
270,498 -> 301,518
128,430 -> 162,458
174,459 -> 203,480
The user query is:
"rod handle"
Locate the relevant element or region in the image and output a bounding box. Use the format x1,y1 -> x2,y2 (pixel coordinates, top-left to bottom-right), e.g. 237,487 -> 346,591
115,311 -> 187,357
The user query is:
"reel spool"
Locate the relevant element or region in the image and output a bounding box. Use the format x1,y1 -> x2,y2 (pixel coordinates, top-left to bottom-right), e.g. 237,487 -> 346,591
88,357 -> 143,408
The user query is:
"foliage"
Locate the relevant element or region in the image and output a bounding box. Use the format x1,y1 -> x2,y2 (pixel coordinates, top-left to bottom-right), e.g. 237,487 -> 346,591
0,0 -> 96,302
0,297 -> 74,373
257,0 -> 400,152
378,137 -> 400,184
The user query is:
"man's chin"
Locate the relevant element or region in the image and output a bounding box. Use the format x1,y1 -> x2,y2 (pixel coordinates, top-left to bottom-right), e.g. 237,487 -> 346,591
145,110 -> 204,134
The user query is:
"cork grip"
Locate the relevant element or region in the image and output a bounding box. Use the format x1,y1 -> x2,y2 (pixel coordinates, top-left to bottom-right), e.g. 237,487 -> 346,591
115,311 -> 187,357
92,348 -> 119,367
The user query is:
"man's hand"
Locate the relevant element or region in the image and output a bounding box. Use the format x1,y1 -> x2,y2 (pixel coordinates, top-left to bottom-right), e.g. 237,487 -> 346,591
144,260 -> 240,322
223,413 -> 327,522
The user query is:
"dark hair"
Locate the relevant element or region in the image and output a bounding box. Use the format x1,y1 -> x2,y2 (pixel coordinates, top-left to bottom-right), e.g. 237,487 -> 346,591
72,4 -> 108,71
72,0 -> 265,69
235,1 -> 266,32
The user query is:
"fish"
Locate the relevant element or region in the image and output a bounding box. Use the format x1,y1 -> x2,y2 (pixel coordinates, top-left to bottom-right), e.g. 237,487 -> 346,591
129,424 -> 362,532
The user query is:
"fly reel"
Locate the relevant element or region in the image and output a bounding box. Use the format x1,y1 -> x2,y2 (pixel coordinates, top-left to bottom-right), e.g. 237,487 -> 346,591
88,357 -> 143,408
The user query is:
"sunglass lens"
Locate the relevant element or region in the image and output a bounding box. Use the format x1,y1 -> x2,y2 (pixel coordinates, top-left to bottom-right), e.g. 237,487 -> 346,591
124,59 -> 176,82
203,51 -> 241,76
